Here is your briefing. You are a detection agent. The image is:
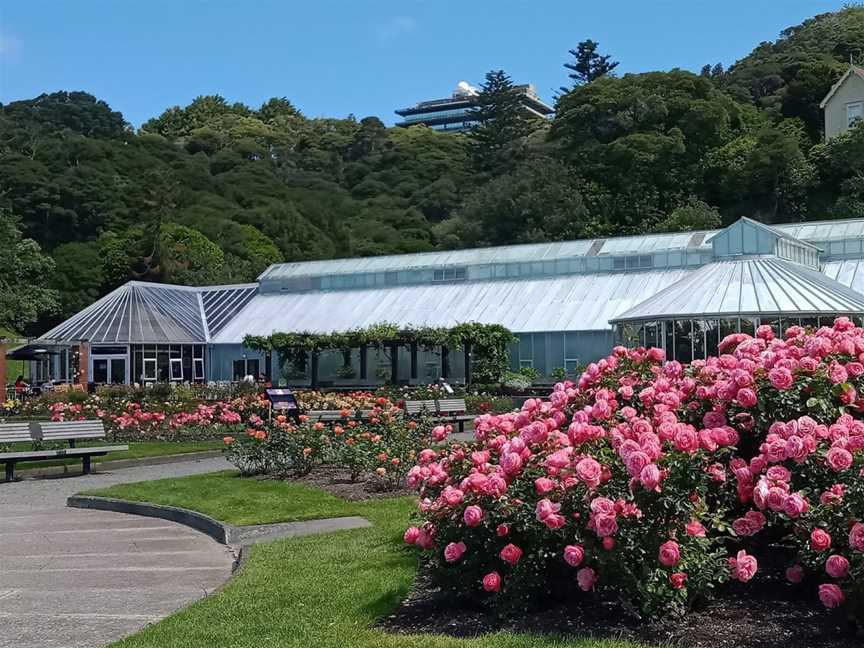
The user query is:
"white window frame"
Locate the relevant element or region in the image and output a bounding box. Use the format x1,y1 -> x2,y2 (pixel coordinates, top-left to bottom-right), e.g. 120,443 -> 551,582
143,358 -> 157,381
169,357 -> 183,381
193,358 -> 205,380
848,102 -> 863,129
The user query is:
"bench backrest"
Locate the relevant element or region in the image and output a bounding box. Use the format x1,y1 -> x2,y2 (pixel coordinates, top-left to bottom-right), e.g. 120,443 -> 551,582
405,400 -> 436,415
0,421 -> 40,444
40,420 -> 106,442
437,398 -> 467,414
307,410 -> 348,422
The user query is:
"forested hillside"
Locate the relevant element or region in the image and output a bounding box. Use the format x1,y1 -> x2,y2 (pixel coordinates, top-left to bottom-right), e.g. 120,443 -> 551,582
1,6 -> 863,335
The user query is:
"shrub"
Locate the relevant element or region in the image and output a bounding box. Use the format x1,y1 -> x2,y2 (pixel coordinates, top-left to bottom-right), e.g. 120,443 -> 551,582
404,318 -> 864,621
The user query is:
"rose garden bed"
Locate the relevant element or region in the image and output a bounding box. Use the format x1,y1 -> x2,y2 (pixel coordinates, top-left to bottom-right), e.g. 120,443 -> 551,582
378,554 -> 860,648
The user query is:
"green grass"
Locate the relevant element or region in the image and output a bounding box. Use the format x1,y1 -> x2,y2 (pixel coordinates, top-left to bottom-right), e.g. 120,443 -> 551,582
14,440 -> 223,471
85,472 -> 649,648
84,471 -> 363,525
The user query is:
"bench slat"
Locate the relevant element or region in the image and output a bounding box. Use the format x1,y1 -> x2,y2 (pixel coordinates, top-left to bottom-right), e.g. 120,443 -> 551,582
0,422 -> 39,444
405,400 -> 436,414
40,421 -> 106,441
0,445 -> 128,461
437,399 -> 467,413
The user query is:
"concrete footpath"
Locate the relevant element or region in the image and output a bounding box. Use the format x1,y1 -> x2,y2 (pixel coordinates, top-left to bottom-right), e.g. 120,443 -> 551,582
0,457 -> 235,648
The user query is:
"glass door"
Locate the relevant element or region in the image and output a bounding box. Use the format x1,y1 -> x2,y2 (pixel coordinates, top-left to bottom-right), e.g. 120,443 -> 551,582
109,358 -> 127,384
91,355 -> 129,384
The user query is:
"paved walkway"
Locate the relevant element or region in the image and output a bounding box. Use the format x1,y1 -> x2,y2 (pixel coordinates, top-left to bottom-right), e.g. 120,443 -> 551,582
0,457 -> 235,648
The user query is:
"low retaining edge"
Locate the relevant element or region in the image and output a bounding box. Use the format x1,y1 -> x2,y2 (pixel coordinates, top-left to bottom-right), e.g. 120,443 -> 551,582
67,495 -> 230,544
66,495 -> 373,547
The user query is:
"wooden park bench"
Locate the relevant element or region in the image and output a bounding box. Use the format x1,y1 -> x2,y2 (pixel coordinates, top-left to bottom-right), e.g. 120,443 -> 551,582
0,420 -> 128,482
405,398 -> 475,433
305,409 -> 399,423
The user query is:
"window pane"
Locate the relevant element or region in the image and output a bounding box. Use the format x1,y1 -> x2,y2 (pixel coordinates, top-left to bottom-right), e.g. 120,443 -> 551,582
692,320 -> 707,360
664,321 -> 674,361
644,321 -> 659,349
247,359 -> 260,378
93,359 -> 108,383
110,359 -> 126,384
233,360 -> 246,380
705,320 -> 719,357
674,320 -> 693,364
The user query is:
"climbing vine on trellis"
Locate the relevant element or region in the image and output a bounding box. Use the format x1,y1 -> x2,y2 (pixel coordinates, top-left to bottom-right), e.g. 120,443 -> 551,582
244,323 -> 516,384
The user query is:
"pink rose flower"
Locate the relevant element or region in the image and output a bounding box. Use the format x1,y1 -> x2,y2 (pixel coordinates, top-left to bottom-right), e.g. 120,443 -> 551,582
685,520 -> 707,537
826,447 -> 853,472
810,528 -> 832,552
783,493 -> 809,519
768,367 -> 794,390
441,486 -> 464,507
432,425 -> 449,442
534,477 -> 556,495
639,463 -> 662,490
786,564 -> 804,584
500,543 -> 523,566
825,554 -> 850,579
575,457 -> 602,488
729,549 -> 758,582
593,514 -> 619,538
463,505 -> 485,528
564,544 -> 585,567
658,540 -> 681,567
482,571 -> 501,593
444,541 -> 467,563
669,572 -> 687,589
736,388 -> 757,407
849,522 -> 864,552
577,567 -> 597,591
496,523 -> 510,537
403,527 -> 420,545
818,583 -> 845,609
543,513 -> 566,530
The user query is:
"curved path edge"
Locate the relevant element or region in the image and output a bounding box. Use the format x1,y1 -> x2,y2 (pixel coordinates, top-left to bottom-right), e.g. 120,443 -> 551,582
66,494 -> 373,547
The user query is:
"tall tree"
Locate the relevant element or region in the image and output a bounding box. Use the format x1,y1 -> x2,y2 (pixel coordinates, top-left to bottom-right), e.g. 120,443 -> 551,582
563,39 -> 619,89
469,70 -> 536,174
0,210 -> 59,331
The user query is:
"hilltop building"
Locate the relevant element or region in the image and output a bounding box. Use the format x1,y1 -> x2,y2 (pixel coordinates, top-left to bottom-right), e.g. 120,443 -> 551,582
394,81 -> 554,132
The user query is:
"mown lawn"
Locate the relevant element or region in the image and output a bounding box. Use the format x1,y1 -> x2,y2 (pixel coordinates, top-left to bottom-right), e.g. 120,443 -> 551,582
84,471 -> 362,525
85,472 -> 650,648
14,440 -> 223,471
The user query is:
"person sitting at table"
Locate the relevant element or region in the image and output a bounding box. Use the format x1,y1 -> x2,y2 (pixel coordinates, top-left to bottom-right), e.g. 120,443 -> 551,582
14,375 -> 28,395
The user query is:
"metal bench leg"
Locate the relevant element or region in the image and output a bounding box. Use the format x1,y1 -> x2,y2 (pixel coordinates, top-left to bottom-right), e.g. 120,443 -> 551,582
82,456 -> 92,475
4,461 -> 14,482
459,420 -> 465,434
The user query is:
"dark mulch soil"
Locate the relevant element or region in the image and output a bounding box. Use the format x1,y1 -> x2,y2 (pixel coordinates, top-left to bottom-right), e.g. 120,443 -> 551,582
285,465 -> 414,501
377,561 -> 862,648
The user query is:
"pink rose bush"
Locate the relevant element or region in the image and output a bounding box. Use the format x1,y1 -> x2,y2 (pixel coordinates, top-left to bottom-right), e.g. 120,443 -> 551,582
405,318 -> 864,619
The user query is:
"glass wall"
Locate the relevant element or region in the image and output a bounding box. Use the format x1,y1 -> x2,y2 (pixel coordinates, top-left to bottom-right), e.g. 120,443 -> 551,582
130,344 -> 205,384
615,314 -> 861,361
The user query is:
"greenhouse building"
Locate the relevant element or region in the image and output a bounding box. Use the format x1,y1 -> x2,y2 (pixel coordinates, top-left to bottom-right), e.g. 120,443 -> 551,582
20,216 -> 864,387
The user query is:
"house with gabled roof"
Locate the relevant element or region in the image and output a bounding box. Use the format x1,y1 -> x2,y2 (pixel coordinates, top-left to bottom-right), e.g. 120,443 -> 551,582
820,64 -> 864,139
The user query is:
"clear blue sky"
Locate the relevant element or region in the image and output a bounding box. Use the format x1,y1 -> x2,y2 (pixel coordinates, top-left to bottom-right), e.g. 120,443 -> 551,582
0,0 -> 848,128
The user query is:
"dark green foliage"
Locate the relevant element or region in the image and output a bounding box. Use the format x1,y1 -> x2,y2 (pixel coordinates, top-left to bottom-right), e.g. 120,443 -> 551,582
439,157 -> 600,246
562,39 -> 619,89
722,6 -> 864,141
245,323 -> 516,385
0,6 -> 862,337
0,210 -> 59,331
469,70 -> 540,174
651,198 -> 722,233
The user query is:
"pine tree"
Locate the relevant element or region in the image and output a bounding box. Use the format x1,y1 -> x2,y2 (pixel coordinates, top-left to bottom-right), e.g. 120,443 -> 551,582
563,39 -> 619,88
469,70 -> 535,174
